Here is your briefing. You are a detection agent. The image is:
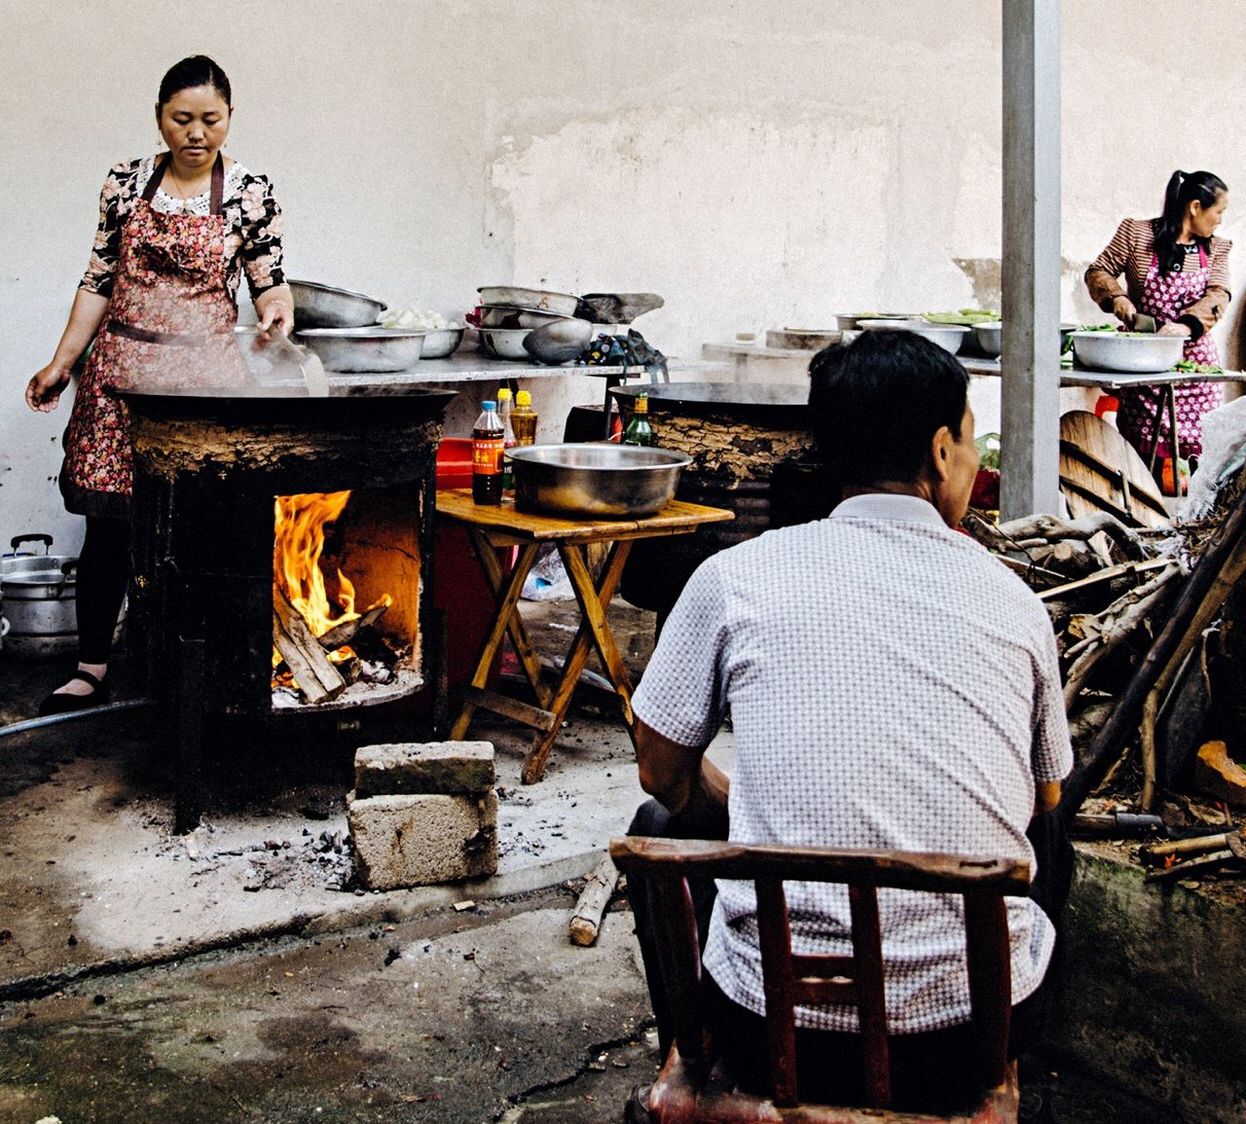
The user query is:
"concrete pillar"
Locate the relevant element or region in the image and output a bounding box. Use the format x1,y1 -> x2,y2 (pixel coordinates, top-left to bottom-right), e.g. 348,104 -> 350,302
1000,0 -> 1063,519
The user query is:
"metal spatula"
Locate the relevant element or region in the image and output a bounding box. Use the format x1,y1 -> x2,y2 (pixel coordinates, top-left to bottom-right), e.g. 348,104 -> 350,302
266,330 -> 329,396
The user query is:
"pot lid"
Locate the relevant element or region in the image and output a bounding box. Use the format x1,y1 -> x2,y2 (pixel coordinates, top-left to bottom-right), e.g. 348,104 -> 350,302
1,555 -> 76,579
2,568 -> 75,588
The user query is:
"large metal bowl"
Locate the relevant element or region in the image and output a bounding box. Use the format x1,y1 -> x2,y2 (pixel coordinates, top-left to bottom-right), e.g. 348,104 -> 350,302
295,328 -> 424,372
289,280 -> 386,329
858,319 -> 969,355
972,321 -> 1080,359
1070,331 -> 1185,374
511,443 -> 692,518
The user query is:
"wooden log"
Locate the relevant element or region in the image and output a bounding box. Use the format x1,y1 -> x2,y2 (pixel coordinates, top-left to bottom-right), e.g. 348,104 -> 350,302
273,587 -> 345,704
1038,557 -> 1172,602
569,855 -> 621,947
317,599 -> 390,651
998,511 -> 1151,561
1139,832 -> 1234,866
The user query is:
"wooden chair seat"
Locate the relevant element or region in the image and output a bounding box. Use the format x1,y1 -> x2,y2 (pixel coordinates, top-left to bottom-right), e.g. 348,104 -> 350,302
610,837 -> 1029,1124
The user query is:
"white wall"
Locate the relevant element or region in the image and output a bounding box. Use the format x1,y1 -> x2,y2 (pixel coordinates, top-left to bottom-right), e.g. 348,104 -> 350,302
3,0 -> 1244,548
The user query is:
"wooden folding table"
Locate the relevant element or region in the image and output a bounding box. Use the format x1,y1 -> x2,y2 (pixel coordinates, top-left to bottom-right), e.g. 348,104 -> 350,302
437,490 -> 733,783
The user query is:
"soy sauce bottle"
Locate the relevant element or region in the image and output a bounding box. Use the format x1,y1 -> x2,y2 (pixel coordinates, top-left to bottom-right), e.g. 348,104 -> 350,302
472,401 -> 505,504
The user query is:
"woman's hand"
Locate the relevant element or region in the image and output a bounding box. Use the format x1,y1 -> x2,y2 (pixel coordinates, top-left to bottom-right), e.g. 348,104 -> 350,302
1158,321 -> 1192,338
25,363 -> 72,413
256,284 -> 295,336
1112,295 -> 1137,328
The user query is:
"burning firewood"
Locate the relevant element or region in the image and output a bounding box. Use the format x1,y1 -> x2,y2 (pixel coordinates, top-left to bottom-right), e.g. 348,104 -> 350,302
316,599 -> 391,652
273,586 -> 346,704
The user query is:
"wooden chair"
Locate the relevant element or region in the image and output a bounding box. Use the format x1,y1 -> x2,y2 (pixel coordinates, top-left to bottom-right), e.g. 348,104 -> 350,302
610,837 -> 1030,1124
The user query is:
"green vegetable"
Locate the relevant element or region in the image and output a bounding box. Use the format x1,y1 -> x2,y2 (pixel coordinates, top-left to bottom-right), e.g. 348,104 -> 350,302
975,432 -> 1002,470
1174,360 -> 1224,374
923,309 -> 1001,326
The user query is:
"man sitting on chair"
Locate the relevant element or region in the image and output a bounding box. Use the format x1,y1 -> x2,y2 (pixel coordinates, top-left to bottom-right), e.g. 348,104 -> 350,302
625,329 -> 1073,1113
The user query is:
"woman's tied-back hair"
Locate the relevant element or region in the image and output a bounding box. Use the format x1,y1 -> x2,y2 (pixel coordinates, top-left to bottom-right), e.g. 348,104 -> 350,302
1153,169 -> 1227,276
808,330 -> 969,488
157,55 -> 232,111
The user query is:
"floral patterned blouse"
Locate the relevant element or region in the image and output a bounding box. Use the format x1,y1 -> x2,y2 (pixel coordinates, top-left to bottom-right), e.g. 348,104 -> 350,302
78,154 -> 285,305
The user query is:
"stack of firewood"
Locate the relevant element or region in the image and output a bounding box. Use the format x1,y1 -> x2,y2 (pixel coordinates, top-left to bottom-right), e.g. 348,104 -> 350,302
965,466 -> 1246,814
272,588 -> 393,704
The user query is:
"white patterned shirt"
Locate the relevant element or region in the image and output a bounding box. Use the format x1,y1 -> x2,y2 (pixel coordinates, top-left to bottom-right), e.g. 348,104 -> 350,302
631,493 -> 1073,1034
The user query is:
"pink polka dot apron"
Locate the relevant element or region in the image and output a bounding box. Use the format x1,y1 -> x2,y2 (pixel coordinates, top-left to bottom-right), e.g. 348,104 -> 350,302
61,154 -> 251,517
1115,243 -> 1222,463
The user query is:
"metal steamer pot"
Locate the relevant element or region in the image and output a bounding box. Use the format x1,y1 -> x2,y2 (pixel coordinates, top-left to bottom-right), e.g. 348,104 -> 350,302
1,534 -> 81,658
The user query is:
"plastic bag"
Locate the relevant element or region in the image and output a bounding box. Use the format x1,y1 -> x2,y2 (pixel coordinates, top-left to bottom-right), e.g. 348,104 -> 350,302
1181,395 -> 1246,519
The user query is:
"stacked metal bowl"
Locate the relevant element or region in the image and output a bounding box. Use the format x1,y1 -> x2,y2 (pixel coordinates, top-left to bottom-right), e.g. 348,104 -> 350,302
290,280 -> 464,370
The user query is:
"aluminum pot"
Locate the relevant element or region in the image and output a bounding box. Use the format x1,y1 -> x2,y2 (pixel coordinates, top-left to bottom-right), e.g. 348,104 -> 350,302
1,540 -> 79,658
510,443 -> 692,518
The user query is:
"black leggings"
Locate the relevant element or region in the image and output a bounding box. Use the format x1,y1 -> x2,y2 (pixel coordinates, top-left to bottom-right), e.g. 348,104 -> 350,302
76,515 -> 131,664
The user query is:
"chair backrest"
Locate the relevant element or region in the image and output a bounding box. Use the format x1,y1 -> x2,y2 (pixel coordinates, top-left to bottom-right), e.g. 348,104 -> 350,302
610,837 -> 1031,1111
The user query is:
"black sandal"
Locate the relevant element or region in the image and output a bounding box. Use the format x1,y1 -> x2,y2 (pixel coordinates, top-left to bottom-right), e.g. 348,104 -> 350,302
37,670 -> 111,716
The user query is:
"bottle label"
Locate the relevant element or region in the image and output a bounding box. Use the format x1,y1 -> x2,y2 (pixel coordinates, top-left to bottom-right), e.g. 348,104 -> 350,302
473,437 -> 504,474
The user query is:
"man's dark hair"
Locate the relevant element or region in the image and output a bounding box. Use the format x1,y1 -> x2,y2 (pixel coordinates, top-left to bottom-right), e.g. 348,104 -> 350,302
808,329 -> 970,488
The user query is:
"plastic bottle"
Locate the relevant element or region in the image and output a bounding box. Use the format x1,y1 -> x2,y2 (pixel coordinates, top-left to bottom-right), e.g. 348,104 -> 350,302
472,400 -> 505,504
622,392 -> 655,447
496,387 -> 517,490
511,390 -> 538,446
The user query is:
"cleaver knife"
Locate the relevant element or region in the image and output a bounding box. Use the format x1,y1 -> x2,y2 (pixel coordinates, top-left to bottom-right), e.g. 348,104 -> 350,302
1132,313 -> 1158,333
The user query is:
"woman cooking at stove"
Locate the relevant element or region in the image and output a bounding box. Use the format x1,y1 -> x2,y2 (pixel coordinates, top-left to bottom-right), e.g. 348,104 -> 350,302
1085,169 -> 1231,476
24,54 -> 292,715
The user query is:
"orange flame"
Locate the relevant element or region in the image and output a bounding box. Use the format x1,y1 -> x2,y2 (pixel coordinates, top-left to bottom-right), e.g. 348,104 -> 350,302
274,491 -> 359,638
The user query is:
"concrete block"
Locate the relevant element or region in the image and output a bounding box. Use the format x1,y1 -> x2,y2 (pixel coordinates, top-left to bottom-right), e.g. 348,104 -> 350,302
348,790 -> 498,890
354,741 -> 495,798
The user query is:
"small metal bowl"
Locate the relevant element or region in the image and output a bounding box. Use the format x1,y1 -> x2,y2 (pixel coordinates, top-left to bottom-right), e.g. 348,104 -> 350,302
510,443 -> 692,518
478,327 -> 533,361
420,327 -> 466,359
289,280 -> 386,329
295,328 -> 424,372
971,321 -> 1079,359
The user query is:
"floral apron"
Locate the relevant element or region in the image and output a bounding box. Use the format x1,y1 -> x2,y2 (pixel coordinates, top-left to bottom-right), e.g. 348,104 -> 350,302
60,154 -> 250,517
1116,244 -> 1222,462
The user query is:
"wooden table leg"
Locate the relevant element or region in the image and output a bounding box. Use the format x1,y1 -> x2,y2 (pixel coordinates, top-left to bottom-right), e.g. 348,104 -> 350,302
1167,384 -> 1182,475
1147,386 -> 1168,475
449,540 -> 540,740
558,541 -> 636,721
468,528 -> 550,707
521,541 -> 633,784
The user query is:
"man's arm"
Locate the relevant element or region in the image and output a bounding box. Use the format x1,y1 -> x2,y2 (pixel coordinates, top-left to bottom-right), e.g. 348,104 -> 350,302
1034,780 -> 1061,818
635,719 -> 730,818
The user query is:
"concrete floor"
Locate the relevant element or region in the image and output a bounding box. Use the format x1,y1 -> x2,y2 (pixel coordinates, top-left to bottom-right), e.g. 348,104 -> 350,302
0,599 -> 1162,1122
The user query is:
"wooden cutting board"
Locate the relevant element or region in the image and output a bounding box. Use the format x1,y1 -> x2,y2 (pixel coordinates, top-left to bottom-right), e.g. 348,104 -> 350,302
1059,410 -> 1171,529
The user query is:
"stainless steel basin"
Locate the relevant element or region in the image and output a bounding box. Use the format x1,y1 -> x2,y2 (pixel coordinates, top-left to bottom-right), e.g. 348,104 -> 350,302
510,443 -> 692,518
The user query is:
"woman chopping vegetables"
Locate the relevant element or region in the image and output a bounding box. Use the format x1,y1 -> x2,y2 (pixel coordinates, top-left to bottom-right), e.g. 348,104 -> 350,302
1085,169 -> 1231,475
24,55 -> 292,714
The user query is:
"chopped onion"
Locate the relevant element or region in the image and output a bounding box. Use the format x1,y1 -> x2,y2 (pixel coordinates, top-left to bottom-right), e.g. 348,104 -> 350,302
377,306 -> 455,331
